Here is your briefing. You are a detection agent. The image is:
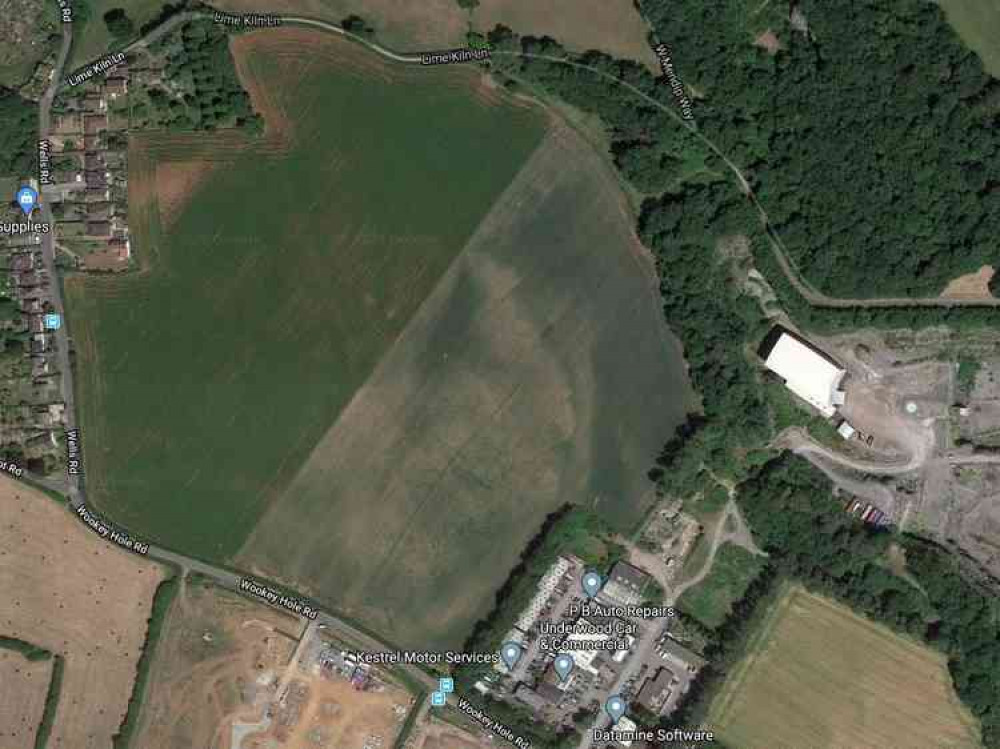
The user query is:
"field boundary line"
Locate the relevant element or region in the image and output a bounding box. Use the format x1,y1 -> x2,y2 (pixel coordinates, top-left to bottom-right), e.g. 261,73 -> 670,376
33,653 -> 64,749
707,580 -> 796,727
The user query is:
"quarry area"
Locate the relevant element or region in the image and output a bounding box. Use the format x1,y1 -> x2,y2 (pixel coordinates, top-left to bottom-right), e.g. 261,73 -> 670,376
772,326 -> 1000,582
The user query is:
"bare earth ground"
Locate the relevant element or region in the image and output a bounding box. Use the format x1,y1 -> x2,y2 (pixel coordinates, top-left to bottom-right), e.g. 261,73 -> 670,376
155,159 -> 224,229
240,122 -> 692,649
260,676 -> 410,748
134,580 -> 300,749
0,476 -> 165,749
0,649 -> 53,749
710,586 -> 981,749
941,265 -> 995,299
411,715 -> 495,749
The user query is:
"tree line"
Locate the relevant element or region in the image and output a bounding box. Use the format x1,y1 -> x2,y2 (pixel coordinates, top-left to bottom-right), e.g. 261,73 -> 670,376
0,88 -> 38,177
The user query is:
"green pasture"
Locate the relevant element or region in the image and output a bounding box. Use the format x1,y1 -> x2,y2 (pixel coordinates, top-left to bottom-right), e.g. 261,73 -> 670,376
67,36 -> 545,559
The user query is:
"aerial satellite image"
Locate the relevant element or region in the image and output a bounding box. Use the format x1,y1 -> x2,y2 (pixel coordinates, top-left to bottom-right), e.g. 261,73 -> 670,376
0,1 -> 999,748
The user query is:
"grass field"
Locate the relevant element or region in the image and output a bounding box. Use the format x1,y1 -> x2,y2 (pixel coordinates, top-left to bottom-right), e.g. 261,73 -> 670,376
471,0 -> 657,71
939,0 -> 1000,77
208,0 -> 657,68
241,119 -> 693,649
677,543 -> 765,628
67,29 -> 545,559
69,0 -> 167,69
710,586 -> 982,749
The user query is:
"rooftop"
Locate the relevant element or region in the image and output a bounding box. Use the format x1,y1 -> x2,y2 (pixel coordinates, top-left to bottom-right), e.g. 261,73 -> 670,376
761,328 -> 846,418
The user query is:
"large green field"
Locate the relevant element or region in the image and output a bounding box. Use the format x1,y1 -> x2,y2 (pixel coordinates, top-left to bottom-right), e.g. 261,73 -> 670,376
240,108 -> 693,648
939,0 -> 1000,77
67,28 -> 546,559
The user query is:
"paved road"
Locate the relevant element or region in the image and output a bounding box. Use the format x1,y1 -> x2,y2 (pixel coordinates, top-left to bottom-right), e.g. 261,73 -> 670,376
778,426 -> 928,475
38,15 -> 81,510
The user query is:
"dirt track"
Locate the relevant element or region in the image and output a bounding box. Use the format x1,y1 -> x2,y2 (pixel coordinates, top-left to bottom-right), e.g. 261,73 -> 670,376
0,477 -> 165,749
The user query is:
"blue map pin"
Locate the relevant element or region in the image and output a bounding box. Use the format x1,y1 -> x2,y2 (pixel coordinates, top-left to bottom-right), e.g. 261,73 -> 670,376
605,694 -> 627,724
500,641 -> 522,670
16,186 -> 38,216
553,653 -> 574,682
582,570 -> 603,598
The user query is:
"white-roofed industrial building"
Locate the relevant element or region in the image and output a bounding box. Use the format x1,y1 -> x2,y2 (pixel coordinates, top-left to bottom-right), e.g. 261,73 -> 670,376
760,327 -> 847,418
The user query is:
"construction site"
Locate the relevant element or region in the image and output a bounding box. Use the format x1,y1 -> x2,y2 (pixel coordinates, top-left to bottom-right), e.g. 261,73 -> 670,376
135,581 -> 415,749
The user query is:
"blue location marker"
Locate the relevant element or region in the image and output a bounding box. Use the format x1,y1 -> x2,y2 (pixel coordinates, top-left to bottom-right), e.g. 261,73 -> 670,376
500,641 -> 523,670
605,695 -> 627,724
553,653 -> 574,682
582,570 -> 603,598
16,186 -> 38,216
430,691 -> 446,707
439,677 -> 454,694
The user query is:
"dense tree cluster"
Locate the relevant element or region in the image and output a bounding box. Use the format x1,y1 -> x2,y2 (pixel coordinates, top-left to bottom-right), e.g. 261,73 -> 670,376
102,8 -> 135,42
640,0 -> 1000,297
0,88 -> 38,176
146,20 -> 259,131
740,459 -> 935,633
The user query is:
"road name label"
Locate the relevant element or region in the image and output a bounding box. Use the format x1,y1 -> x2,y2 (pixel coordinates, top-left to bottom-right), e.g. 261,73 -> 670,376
593,727 -> 715,744
66,428 -> 81,475
653,43 -> 694,122
0,460 -> 24,477
57,0 -> 71,22
75,504 -> 150,554
213,11 -> 282,27
457,697 -> 531,749
421,48 -> 490,66
67,52 -> 125,87
0,220 -> 50,236
568,602 -> 676,619
239,577 -> 318,619
351,650 -> 499,666
38,140 -> 52,185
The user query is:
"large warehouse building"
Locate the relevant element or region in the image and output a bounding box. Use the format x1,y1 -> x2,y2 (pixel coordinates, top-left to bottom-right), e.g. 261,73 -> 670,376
760,328 -> 846,417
